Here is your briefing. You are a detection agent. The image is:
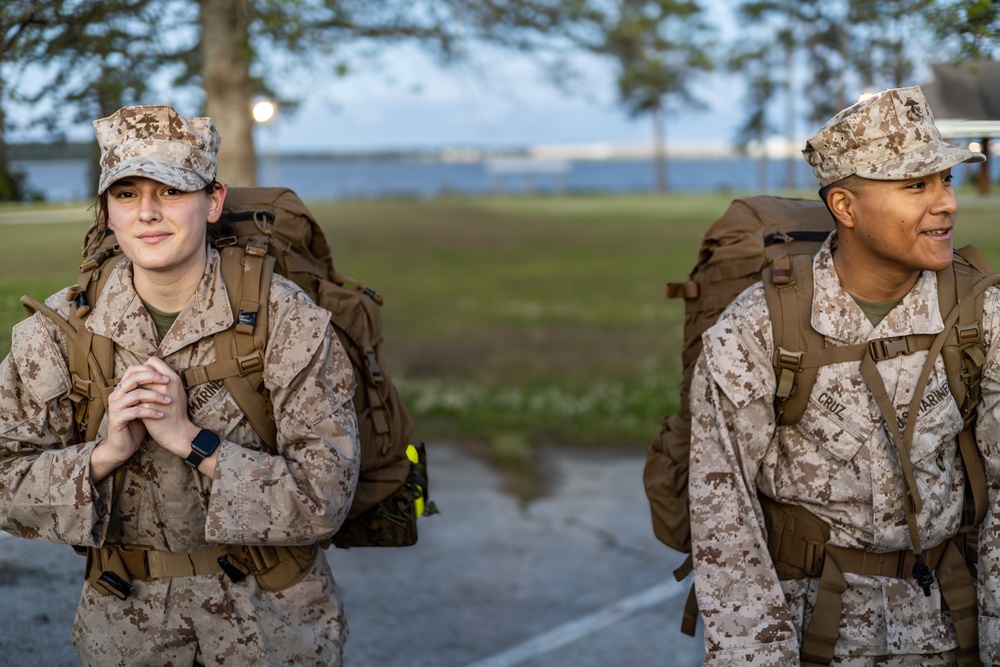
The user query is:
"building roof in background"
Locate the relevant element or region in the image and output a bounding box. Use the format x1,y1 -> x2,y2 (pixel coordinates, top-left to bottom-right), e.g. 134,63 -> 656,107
924,61 -> 1000,138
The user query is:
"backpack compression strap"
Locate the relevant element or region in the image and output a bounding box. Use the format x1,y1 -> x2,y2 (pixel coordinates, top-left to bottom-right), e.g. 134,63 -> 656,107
763,253 -> 935,424
180,241 -> 277,449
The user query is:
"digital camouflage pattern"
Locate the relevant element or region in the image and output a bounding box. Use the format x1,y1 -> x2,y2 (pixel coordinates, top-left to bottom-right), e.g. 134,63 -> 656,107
802,86 -> 984,187
0,247 -> 360,665
94,105 -> 220,195
688,234 -> 1000,665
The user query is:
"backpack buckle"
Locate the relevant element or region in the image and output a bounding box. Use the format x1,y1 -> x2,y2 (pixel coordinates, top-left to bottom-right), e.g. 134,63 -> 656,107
956,322 -> 983,344
774,347 -> 804,371
235,352 -> 264,376
869,336 -> 910,361
365,350 -> 384,385
245,239 -> 269,257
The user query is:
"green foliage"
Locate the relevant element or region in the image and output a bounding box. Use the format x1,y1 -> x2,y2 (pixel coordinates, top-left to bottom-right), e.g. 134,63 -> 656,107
931,0 -> 1000,60
593,1 -> 714,191
725,0 -> 1000,172
599,0 -> 715,119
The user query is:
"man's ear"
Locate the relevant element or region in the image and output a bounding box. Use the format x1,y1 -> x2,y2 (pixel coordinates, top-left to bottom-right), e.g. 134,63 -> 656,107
826,187 -> 856,229
206,183 -> 228,224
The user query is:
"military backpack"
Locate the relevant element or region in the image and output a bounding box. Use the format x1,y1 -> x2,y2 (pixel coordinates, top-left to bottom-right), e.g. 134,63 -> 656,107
643,195 -> 998,660
22,186 -> 436,553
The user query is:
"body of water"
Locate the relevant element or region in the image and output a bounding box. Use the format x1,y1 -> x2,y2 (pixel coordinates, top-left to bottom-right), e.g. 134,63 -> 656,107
12,155 -> 996,203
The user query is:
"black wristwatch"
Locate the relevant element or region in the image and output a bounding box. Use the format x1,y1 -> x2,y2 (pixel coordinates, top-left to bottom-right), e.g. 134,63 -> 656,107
184,429 -> 221,468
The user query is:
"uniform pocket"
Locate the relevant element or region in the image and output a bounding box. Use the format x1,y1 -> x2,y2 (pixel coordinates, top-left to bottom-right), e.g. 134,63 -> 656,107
795,388 -> 876,463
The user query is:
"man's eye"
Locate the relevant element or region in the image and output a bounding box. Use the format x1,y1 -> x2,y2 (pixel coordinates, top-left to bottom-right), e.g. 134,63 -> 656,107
943,173 -> 954,184
906,181 -> 925,190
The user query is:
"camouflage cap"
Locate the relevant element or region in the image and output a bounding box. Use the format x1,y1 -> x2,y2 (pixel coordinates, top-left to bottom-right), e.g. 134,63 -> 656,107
802,86 -> 984,188
93,105 -> 221,195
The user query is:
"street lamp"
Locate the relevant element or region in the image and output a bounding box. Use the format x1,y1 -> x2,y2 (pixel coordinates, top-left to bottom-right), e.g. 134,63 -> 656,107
252,100 -> 276,124
252,99 -> 278,185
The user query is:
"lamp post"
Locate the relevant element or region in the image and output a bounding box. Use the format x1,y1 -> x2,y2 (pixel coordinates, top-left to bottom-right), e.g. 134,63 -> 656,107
252,99 -> 279,185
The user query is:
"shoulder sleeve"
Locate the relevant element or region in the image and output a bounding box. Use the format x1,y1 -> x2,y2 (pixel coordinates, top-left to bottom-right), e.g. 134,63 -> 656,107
975,283 -> 1000,662
262,274 -> 334,389
8,313 -> 73,407
701,284 -> 775,409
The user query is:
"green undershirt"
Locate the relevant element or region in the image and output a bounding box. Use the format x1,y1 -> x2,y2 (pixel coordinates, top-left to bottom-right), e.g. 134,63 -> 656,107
142,300 -> 181,342
852,295 -> 903,327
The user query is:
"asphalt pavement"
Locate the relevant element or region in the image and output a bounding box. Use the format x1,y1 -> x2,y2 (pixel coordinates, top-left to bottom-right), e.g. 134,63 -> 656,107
0,443 -> 705,667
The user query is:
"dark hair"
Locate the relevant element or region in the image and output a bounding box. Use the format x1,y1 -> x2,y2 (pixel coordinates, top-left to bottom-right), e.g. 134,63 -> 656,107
83,179 -> 223,257
818,173 -> 866,206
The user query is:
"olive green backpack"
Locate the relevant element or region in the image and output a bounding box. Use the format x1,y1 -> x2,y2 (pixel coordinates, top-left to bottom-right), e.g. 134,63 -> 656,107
22,186 -> 436,550
643,195 -> 996,637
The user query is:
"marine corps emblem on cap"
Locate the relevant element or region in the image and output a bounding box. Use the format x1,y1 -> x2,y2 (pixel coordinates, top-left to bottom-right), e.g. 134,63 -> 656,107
802,86 -> 984,188
93,105 -> 221,195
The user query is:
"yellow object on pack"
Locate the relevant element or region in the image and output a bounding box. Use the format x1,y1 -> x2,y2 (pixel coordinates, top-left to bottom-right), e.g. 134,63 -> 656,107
405,444 -> 425,518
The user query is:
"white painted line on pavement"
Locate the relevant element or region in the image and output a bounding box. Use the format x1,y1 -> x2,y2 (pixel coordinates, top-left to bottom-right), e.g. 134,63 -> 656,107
461,578 -> 688,667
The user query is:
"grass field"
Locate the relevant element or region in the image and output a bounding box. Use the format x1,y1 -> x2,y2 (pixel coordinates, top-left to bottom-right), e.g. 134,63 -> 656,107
2,191 -> 999,454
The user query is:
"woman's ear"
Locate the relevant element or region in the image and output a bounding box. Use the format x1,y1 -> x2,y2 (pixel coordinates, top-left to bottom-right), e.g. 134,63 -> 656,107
206,183 -> 228,224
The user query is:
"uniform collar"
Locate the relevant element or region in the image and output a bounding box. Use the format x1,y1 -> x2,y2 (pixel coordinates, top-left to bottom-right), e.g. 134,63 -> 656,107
86,246 -> 234,357
810,232 -> 944,344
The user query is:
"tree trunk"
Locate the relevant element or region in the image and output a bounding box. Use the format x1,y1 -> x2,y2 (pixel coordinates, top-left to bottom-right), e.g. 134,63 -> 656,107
652,101 -> 667,193
0,78 -> 13,201
200,0 -> 257,186
783,0 -> 796,191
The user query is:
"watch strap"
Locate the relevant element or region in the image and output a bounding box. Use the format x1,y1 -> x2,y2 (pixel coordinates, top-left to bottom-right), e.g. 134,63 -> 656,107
184,428 -> 221,468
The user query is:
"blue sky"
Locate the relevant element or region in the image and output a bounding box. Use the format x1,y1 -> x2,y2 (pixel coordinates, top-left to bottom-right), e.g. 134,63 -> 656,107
251,44 -> 743,155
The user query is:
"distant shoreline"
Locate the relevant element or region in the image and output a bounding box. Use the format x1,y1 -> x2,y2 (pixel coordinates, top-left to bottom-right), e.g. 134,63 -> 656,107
8,141 -> 759,163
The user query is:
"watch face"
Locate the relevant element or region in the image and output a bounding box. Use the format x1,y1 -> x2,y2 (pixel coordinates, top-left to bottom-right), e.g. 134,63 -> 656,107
192,429 -> 221,456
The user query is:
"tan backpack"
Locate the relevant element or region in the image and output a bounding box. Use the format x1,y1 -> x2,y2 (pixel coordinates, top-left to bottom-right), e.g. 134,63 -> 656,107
22,186 -> 435,551
644,195 -> 996,641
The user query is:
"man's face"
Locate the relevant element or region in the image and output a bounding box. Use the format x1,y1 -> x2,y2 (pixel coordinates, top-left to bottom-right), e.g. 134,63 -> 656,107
840,169 -> 957,277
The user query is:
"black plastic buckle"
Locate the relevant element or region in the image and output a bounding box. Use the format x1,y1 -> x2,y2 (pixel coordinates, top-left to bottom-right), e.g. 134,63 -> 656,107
217,556 -> 247,583
97,571 -> 133,600
912,555 -> 935,597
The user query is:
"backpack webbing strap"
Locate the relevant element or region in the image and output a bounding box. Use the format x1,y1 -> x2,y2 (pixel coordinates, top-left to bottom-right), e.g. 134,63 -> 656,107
363,347 -> 392,444
858,353 -> 927,566
212,245 -> 277,449
799,544 -> 847,665
680,584 -> 698,638
332,270 -> 384,305
937,539 -> 983,667
762,497 -> 981,666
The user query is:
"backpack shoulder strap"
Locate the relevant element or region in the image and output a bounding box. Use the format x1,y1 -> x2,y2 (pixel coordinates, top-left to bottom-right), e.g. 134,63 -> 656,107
934,247 -> 999,530
763,252 -> 829,424
181,242 -> 277,449
21,246 -> 123,441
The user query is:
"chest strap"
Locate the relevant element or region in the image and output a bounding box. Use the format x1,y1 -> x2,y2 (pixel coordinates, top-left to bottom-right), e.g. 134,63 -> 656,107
760,496 -> 980,667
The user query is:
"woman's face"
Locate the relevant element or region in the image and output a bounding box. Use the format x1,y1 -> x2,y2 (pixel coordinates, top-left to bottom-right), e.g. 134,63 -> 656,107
106,177 -> 225,282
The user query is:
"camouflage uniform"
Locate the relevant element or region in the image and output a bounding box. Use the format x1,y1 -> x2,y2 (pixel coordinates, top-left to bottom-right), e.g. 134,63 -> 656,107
689,234 -> 1000,666
0,248 -> 360,666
